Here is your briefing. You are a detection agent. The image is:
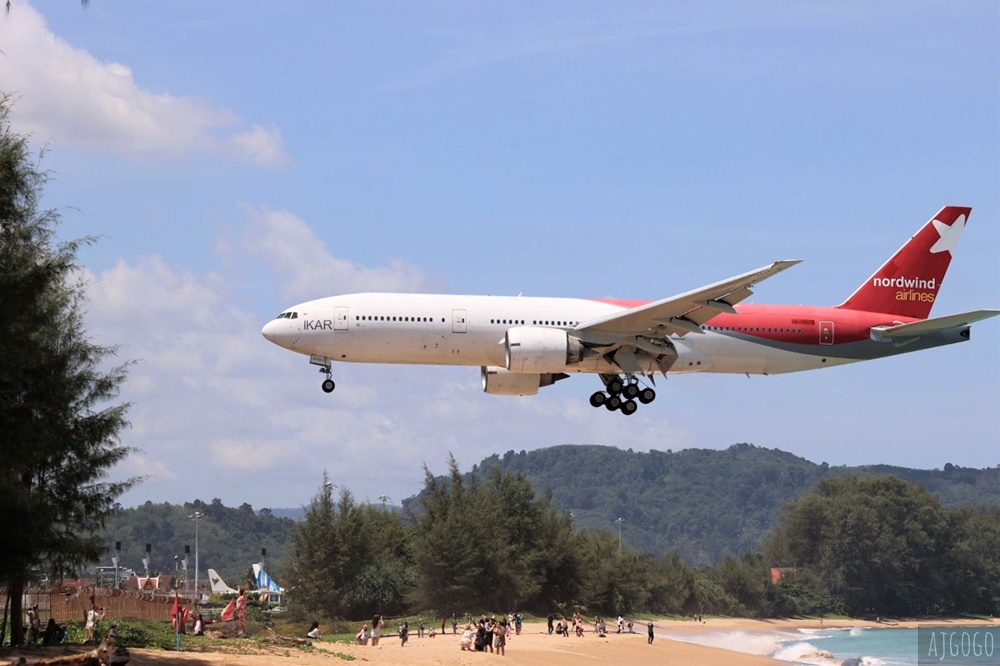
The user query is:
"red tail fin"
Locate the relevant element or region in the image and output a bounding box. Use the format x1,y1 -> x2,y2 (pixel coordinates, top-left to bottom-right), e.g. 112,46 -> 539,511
837,206 -> 971,319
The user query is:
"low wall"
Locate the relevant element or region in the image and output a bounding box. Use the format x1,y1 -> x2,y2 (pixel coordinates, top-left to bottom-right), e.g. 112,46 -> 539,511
3,586 -> 194,624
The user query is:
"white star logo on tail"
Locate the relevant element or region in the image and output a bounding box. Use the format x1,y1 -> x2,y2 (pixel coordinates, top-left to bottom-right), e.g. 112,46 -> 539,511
929,214 -> 965,254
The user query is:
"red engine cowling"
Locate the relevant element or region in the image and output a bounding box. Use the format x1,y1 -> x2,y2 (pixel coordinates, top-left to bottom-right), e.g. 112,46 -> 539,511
505,326 -> 583,373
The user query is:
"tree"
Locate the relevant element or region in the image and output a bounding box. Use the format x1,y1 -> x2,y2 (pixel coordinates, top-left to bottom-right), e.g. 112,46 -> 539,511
288,473 -> 412,619
775,475 -> 956,616
409,456 -> 485,614
286,473 -> 338,617
0,94 -> 137,646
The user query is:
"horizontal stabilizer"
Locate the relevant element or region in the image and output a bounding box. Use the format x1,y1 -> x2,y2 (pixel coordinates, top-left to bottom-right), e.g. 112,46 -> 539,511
870,309 -> 1000,340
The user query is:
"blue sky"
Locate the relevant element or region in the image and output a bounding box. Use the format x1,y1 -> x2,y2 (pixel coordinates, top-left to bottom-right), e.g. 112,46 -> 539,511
2,1 -> 997,511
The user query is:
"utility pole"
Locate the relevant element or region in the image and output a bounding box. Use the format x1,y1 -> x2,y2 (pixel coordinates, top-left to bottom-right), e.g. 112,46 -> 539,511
188,511 -> 203,607
378,495 -> 390,511
615,517 -> 624,555
112,541 -> 121,589
182,546 -> 189,596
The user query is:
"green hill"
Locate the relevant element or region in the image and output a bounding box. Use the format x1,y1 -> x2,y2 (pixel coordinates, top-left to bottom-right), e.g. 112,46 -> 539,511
99,498 -> 295,587
91,445 -> 998,579
460,444 -> 1000,565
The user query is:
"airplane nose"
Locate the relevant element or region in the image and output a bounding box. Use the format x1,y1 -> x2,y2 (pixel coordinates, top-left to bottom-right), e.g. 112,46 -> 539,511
262,320 -> 278,343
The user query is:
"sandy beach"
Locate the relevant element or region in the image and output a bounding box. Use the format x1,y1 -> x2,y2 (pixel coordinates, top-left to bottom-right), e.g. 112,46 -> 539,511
7,618 -> 998,666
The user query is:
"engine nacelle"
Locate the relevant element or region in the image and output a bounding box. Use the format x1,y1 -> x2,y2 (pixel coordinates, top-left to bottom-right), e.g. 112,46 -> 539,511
481,366 -> 542,396
481,366 -> 569,396
504,326 -> 583,373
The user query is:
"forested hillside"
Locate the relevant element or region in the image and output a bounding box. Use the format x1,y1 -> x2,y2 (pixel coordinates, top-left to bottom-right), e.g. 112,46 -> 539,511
459,444 -> 1000,565
101,499 -> 295,586
95,445 -> 999,582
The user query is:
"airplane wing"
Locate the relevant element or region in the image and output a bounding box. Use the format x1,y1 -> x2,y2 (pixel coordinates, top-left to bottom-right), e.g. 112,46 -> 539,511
577,260 -> 802,336
870,309 -> 1000,340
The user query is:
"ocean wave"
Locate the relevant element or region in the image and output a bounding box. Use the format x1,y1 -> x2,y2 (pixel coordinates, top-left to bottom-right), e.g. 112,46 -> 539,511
772,640 -> 841,665
661,630 -> 797,657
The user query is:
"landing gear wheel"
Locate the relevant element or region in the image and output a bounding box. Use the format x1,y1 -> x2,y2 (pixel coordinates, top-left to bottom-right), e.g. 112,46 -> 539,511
605,395 -> 622,411
607,378 -> 624,395
638,387 -> 656,404
621,399 -> 638,415
623,383 -> 640,399
321,379 -> 336,393
589,391 -> 607,408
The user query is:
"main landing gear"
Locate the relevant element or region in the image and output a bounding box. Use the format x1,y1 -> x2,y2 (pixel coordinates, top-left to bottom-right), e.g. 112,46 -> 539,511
310,355 -> 336,393
589,375 -> 656,416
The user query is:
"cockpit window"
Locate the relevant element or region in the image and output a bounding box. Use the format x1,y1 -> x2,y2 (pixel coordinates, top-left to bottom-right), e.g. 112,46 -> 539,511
275,312 -> 299,320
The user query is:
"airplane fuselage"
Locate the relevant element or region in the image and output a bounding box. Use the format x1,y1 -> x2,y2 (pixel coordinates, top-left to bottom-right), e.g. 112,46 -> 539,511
263,292 -> 967,377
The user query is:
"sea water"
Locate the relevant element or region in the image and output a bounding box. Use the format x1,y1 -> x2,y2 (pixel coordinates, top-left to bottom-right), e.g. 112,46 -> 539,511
663,626 -> 994,666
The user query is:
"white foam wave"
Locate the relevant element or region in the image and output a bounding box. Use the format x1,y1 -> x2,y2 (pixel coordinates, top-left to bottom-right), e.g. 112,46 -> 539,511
661,630 -> 797,657
772,640 -> 841,665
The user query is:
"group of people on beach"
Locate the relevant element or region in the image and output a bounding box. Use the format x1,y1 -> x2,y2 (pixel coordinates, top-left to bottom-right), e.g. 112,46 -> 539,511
458,615 -> 510,655
22,604 -> 70,646
22,602 -> 114,647
546,610 -> 654,644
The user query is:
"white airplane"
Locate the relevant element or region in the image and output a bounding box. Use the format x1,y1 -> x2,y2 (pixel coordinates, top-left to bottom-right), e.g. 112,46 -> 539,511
262,206 -> 997,415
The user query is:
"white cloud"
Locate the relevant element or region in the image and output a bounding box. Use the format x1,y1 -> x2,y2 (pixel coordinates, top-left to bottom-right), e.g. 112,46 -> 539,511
225,124 -> 291,169
0,4 -> 291,168
238,205 -> 446,301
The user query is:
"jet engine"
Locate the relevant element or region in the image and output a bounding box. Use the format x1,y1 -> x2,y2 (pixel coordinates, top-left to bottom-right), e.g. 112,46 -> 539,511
481,366 -> 569,396
504,326 -> 584,373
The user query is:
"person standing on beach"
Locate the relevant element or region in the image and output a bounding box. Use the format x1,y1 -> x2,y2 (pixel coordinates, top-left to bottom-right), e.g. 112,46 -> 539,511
85,606 -> 105,644
494,619 -> 507,656
235,588 -> 249,636
647,620 -> 654,644
26,605 -> 40,644
371,614 -> 384,646
547,613 -> 555,635
399,621 -> 409,647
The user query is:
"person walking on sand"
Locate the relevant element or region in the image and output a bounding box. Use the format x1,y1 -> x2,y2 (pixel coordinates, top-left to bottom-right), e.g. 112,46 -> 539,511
647,620 -> 654,644
371,614 -> 385,646
399,620 -> 409,647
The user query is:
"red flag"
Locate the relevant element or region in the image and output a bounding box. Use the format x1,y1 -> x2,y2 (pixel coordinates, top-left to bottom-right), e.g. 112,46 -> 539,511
220,599 -> 235,622
171,590 -> 180,628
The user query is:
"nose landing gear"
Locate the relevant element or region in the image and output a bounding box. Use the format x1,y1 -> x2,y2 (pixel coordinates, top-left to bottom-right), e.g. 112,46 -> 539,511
310,355 -> 336,394
589,375 -> 655,415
